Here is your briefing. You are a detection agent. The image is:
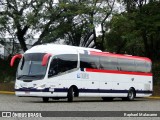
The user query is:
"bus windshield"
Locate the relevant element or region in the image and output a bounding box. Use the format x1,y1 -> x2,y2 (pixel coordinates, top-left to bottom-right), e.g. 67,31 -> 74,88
17,53 -> 47,80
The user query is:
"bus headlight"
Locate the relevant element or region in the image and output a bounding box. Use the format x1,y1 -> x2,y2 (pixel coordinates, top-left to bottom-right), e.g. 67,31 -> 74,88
36,84 -> 46,89
15,84 -> 20,89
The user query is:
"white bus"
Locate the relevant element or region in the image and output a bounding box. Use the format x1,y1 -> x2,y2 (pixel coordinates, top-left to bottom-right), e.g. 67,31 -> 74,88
10,44 -> 152,102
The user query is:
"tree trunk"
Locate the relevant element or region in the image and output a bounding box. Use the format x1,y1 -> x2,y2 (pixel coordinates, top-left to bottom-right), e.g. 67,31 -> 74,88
16,25 -> 29,52
17,32 -> 28,52
100,23 -> 105,51
142,30 -> 151,59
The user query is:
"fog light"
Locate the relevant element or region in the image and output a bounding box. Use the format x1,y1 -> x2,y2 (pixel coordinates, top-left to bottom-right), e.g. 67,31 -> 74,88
36,84 -> 46,89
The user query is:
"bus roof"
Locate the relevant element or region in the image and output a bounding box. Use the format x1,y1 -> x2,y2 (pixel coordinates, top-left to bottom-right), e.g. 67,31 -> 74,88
25,44 -> 151,62
25,44 -> 101,54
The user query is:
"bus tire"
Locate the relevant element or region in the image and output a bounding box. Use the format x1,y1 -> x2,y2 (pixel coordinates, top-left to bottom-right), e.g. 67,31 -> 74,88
123,88 -> 135,101
42,97 -> 49,102
67,87 -> 74,102
102,97 -> 113,101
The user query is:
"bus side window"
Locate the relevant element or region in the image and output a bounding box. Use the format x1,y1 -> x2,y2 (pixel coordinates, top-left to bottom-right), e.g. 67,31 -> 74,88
135,60 -> 147,72
48,58 -> 58,78
48,54 -> 78,78
80,54 -> 99,69
100,57 -> 118,70
118,58 -> 135,72
146,62 -> 152,72
58,54 -> 78,73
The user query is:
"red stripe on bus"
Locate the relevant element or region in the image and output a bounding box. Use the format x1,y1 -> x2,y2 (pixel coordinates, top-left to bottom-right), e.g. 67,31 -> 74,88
90,51 -> 151,62
86,68 -> 152,76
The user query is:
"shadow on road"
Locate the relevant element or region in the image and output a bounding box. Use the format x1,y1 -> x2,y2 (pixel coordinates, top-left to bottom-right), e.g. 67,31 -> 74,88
25,98 -> 150,103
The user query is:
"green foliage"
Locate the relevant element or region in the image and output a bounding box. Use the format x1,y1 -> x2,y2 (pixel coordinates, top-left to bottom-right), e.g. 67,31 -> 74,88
104,13 -> 144,55
105,1 -> 160,60
0,58 -> 18,83
152,62 -> 160,85
104,1 -> 160,85
0,0 -> 116,51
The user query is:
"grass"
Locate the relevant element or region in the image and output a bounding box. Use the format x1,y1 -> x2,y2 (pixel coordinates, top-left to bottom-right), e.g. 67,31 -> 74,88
152,85 -> 160,96
0,82 -> 15,91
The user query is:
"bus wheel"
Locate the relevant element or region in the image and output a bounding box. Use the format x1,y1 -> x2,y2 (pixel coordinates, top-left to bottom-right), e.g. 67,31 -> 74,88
67,87 -> 74,102
42,97 -> 49,102
123,88 -> 135,101
102,97 -> 113,101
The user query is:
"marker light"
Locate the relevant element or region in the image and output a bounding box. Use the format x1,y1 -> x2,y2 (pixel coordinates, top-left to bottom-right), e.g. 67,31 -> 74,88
35,84 -> 46,89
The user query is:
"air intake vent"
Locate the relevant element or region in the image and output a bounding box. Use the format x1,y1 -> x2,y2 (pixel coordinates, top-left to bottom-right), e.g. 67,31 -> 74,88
23,80 -> 33,82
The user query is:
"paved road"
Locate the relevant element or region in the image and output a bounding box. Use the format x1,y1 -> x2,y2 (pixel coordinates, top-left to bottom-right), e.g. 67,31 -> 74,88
0,94 -> 160,120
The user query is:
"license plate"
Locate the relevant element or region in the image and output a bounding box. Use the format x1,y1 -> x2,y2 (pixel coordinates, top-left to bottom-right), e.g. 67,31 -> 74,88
49,88 -> 54,92
25,91 -> 30,95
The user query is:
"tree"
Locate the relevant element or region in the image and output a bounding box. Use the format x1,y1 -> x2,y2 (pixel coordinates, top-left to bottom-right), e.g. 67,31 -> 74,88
105,1 -> 160,60
136,1 -> 160,60
0,0 -> 66,51
45,0 -> 117,49
100,0 -> 116,50
0,0 -> 117,52
104,13 -> 143,55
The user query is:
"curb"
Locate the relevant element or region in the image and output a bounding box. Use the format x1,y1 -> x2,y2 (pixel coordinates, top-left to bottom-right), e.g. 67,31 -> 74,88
0,91 -> 160,99
0,91 -> 15,94
147,96 -> 160,99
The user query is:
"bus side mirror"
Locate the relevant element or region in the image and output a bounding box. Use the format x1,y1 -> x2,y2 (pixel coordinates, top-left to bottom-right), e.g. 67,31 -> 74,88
42,53 -> 52,66
10,54 -> 22,67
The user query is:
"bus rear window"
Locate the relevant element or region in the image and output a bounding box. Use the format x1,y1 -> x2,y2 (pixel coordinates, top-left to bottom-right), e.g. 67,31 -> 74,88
136,60 -> 151,72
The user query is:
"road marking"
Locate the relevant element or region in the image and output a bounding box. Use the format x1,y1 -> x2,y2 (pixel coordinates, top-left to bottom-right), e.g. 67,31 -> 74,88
0,91 -> 15,94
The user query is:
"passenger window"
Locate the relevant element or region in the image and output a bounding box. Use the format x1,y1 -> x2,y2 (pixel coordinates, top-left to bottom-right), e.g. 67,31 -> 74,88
80,54 -> 99,69
146,62 -> 152,72
48,57 -> 58,77
58,54 -> 77,73
136,60 -> 148,72
118,59 -> 135,72
100,57 -> 118,70
48,54 -> 78,78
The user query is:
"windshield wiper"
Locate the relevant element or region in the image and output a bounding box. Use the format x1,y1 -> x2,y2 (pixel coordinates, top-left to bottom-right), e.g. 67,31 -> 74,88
17,75 -> 37,79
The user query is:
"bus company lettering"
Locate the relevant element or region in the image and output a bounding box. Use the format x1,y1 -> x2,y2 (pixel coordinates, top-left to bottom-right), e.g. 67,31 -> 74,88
77,73 -> 89,79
